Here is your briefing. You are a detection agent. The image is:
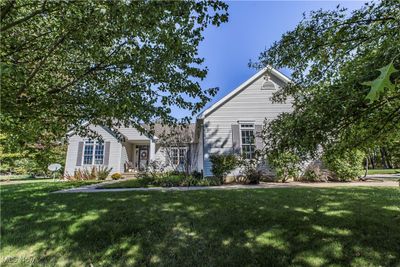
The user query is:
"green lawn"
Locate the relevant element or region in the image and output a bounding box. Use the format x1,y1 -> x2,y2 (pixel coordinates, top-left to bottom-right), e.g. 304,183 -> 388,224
367,169 -> 400,175
101,178 -> 155,189
1,182 -> 399,266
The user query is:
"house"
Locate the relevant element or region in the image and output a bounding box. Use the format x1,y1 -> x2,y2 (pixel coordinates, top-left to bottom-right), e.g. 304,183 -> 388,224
64,67 -> 292,177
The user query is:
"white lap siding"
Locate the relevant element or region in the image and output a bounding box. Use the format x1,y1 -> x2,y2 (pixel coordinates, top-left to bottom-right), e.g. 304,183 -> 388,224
64,125 -> 122,176
203,74 -> 292,176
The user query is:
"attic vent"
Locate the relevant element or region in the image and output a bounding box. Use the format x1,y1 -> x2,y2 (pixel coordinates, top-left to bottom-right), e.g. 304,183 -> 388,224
261,80 -> 276,90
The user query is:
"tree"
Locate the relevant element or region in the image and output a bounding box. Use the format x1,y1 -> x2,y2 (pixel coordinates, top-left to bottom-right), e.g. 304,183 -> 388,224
255,1 -> 399,162
0,0 -> 228,150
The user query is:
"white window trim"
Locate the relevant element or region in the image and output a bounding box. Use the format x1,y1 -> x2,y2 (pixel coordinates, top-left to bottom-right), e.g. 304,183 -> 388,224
168,146 -> 188,165
239,123 -> 256,159
82,140 -> 105,166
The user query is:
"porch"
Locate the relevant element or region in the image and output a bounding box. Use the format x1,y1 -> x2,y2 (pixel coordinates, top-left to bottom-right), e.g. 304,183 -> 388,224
122,139 -> 156,173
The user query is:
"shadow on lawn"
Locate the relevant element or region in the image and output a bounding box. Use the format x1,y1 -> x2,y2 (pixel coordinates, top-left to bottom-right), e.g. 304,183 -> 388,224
1,183 -> 399,266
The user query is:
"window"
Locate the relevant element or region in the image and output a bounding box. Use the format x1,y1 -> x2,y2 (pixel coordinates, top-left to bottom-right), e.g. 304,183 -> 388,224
169,147 -> 187,165
83,140 -> 104,165
240,124 -> 255,159
171,148 -> 179,165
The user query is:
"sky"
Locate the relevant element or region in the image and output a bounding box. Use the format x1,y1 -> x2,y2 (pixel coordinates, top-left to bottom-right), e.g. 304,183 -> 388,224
171,0 -> 368,120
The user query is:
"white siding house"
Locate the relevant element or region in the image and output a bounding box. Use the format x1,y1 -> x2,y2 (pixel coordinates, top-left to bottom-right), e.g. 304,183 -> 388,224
197,68 -> 292,176
64,67 -> 292,177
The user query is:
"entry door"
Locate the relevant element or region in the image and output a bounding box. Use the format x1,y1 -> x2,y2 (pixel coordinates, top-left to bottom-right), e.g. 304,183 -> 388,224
138,145 -> 149,171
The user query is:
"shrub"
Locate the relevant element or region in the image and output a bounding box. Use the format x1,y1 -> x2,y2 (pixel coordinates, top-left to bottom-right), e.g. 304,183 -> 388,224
95,166 -> 112,180
154,174 -> 185,187
210,154 -> 238,183
237,157 -> 262,184
298,163 -> 326,182
268,152 -> 301,182
65,166 -> 112,181
322,149 -> 364,181
191,170 -> 203,180
197,176 -> 222,186
111,173 -> 123,180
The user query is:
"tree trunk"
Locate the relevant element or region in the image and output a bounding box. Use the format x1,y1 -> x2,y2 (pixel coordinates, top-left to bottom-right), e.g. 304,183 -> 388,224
363,156 -> 369,178
370,149 -> 376,169
382,147 -> 393,169
380,147 -> 389,169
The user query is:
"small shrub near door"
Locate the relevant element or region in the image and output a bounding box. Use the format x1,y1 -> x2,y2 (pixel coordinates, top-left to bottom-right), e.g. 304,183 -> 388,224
210,154 -> 238,183
111,173 -> 123,180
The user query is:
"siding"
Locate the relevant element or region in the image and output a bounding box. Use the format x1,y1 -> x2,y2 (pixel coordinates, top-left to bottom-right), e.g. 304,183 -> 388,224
64,125 -> 122,176
203,74 -> 292,176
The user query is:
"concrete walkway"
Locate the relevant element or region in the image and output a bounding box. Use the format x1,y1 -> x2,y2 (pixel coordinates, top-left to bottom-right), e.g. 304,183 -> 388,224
55,178 -> 399,193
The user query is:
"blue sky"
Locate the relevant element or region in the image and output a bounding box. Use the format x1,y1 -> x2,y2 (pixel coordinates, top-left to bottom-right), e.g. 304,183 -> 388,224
171,0 -> 367,120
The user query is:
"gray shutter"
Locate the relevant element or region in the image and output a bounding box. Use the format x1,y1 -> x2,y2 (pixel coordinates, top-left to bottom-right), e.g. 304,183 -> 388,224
76,141 -> 84,166
255,125 -> 263,151
165,148 -> 170,165
231,124 -> 240,154
104,141 -> 111,165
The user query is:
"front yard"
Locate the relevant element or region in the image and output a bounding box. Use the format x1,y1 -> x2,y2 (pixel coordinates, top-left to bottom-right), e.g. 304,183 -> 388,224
1,181 -> 399,266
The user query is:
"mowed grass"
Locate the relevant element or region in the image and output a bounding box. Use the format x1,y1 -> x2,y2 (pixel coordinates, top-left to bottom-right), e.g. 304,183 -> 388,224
101,178 -> 155,189
1,182 -> 399,266
367,169 -> 400,175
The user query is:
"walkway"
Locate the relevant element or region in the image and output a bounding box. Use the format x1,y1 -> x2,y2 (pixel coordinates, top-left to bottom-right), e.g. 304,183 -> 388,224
55,178 -> 399,193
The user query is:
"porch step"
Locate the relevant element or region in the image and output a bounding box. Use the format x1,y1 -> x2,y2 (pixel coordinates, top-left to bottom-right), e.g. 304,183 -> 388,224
122,172 -> 141,179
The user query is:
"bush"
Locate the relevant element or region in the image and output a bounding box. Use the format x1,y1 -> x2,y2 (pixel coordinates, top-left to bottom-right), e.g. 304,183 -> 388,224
237,157 -> 263,184
268,152 -> 301,182
191,170 -> 203,180
322,149 -> 364,181
210,154 -> 238,183
111,173 -> 123,180
154,174 -> 186,187
65,166 -> 112,181
197,176 -> 222,186
297,163 -> 326,182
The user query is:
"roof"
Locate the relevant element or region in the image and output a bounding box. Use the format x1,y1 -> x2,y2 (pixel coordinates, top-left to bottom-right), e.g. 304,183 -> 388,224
198,67 -> 291,119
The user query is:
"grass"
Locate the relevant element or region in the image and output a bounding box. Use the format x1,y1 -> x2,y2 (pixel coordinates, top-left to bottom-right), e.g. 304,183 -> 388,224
1,181 -> 399,266
367,169 -> 400,175
101,178 -> 155,189
0,174 -> 48,181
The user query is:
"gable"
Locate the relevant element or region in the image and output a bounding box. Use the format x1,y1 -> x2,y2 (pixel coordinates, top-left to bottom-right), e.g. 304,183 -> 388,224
199,67 -> 290,119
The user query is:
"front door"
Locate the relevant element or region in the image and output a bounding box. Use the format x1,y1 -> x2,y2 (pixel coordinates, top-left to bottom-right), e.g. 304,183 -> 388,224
138,145 -> 149,171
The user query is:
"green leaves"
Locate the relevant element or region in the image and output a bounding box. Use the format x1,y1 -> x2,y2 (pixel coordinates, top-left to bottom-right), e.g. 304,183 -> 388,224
363,62 -> 399,102
257,1 -> 400,159
0,1 -> 229,149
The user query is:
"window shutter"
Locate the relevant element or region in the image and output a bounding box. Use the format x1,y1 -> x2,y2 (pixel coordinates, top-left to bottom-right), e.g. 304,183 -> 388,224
255,125 -> 263,151
165,149 -> 170,165
76,141 -> 84,166
104,142 -> 111,165
231,124 -> 240,154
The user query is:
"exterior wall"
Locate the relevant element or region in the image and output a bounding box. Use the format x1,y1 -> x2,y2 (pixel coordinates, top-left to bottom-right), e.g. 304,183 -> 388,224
120,142 -> 133,172
197,129 -> 204,172
64,125 -> 122,175
203,74 -> 292,176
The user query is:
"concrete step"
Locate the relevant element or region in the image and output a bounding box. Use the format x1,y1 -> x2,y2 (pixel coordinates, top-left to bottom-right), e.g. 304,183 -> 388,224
122,172 -> 141,179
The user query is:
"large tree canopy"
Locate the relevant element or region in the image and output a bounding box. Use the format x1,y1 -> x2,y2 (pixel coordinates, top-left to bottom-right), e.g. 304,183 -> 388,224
255,1 -> 400,160
0,0 -> 228,148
